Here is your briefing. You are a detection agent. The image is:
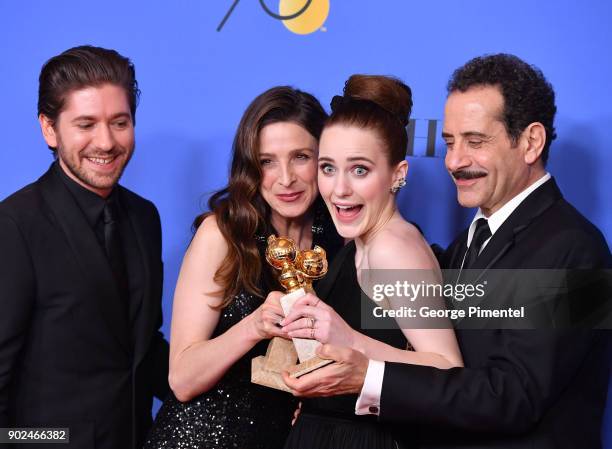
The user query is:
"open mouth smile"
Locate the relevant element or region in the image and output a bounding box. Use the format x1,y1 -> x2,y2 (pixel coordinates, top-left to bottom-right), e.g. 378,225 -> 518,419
334,203 -> 363,222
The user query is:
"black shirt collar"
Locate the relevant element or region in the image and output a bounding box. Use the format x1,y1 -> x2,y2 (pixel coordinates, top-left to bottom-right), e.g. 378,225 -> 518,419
53,160 -> 118,228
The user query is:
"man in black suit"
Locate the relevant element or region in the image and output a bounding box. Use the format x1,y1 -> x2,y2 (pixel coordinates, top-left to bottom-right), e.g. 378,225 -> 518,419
284,54 -> 611,448
0,46 -> 169,448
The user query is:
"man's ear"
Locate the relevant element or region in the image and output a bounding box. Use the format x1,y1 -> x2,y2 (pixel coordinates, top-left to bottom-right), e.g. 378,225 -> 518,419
39,114 -> 58,149
522,122 -> 546,165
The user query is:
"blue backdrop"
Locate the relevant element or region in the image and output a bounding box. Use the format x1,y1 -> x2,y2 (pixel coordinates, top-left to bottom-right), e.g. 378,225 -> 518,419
1,0 -> 610,443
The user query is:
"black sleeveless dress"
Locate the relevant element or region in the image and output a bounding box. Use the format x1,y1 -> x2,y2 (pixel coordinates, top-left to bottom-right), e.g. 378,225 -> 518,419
284,241 -> 418,449
144,200 -> 343,449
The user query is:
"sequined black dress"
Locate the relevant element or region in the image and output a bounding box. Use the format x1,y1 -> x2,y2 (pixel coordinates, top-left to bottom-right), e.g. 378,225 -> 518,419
284,241 -> 418,449
144,199 -> 343,449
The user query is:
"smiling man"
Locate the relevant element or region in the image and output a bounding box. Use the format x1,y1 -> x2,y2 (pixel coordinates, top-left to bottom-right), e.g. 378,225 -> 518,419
283,54 -> 611,448
0,46 -> 169,449
442,84 -> 550,217
39,83 -> 135,197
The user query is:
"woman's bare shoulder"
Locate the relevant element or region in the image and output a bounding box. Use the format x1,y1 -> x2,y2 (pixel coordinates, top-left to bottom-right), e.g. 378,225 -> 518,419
368,220 -> 438,270
188,214 -> 229,259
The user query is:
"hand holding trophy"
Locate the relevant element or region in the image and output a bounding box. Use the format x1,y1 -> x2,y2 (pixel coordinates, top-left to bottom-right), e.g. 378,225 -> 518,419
251,235 -> 333,392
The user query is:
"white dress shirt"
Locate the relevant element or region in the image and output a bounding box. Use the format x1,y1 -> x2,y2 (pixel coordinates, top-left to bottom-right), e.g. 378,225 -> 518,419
355,173 -> 552,416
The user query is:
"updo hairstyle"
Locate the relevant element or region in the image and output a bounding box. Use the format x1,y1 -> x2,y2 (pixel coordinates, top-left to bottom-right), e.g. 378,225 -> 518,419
327,74 -> 413,165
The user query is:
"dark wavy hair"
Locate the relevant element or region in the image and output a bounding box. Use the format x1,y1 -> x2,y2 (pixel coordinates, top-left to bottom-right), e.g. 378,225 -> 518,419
38,45 -> 140,152
327,74 -> 412,165
194,86 -> 327,307
447,53 -> 557,165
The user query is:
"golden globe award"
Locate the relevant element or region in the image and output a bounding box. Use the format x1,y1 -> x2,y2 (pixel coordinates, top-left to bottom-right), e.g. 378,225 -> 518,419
251,236 -> 333,392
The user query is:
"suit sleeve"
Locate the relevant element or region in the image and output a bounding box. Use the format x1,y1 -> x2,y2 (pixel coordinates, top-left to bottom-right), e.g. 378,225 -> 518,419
380,330 -> 603,433
149,329 -> 170,400
0,212 -> 35,425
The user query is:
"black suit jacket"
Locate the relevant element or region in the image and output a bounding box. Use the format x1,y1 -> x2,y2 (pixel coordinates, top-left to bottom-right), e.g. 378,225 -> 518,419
380,178 -> 611,448
0,166 -> 169,449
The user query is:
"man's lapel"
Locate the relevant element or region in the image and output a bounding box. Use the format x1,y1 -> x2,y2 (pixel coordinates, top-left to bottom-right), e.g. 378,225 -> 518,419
38,166 -> 131,354
472,177 -> 562,272
121,190 -> 156,365
443,232 -> 469,269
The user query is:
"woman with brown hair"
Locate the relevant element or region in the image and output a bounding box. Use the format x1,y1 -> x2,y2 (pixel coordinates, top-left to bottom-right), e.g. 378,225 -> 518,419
144,86 -> 343,449
280,75 -> 463,449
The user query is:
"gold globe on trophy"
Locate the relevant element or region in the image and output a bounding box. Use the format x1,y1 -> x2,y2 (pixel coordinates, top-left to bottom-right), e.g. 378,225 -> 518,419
266,236 -> 328,292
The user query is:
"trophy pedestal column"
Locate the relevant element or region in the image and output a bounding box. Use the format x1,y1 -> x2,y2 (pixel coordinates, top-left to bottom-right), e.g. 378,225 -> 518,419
251,288 -> 333,392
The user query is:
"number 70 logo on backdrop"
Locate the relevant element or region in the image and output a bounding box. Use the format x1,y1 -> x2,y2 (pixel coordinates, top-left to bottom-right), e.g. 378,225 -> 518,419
217,0 -> 330,34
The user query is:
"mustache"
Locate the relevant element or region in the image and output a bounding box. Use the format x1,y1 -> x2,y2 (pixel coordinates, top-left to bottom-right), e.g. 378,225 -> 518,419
452,170 -> 487,180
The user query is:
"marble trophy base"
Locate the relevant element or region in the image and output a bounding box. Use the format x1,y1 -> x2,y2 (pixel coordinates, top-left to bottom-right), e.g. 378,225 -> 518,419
251,288 -> 333,392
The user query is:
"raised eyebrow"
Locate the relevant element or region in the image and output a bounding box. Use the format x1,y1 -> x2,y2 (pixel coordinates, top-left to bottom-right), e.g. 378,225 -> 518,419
346,156 -> 375,165
318,156 -> 334,163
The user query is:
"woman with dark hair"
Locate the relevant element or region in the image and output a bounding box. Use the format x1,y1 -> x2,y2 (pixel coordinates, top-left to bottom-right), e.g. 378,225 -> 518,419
144,86 -> 343,449
280,75 -> 463,449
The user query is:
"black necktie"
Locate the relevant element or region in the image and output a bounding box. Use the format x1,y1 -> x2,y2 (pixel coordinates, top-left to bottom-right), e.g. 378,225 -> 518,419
464,218 -> 492,269
103,198 -> 130,307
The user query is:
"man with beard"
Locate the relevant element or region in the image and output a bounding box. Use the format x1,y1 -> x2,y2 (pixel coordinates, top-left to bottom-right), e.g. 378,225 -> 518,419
0,46 -> 169,449
283,54 -> 611,448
